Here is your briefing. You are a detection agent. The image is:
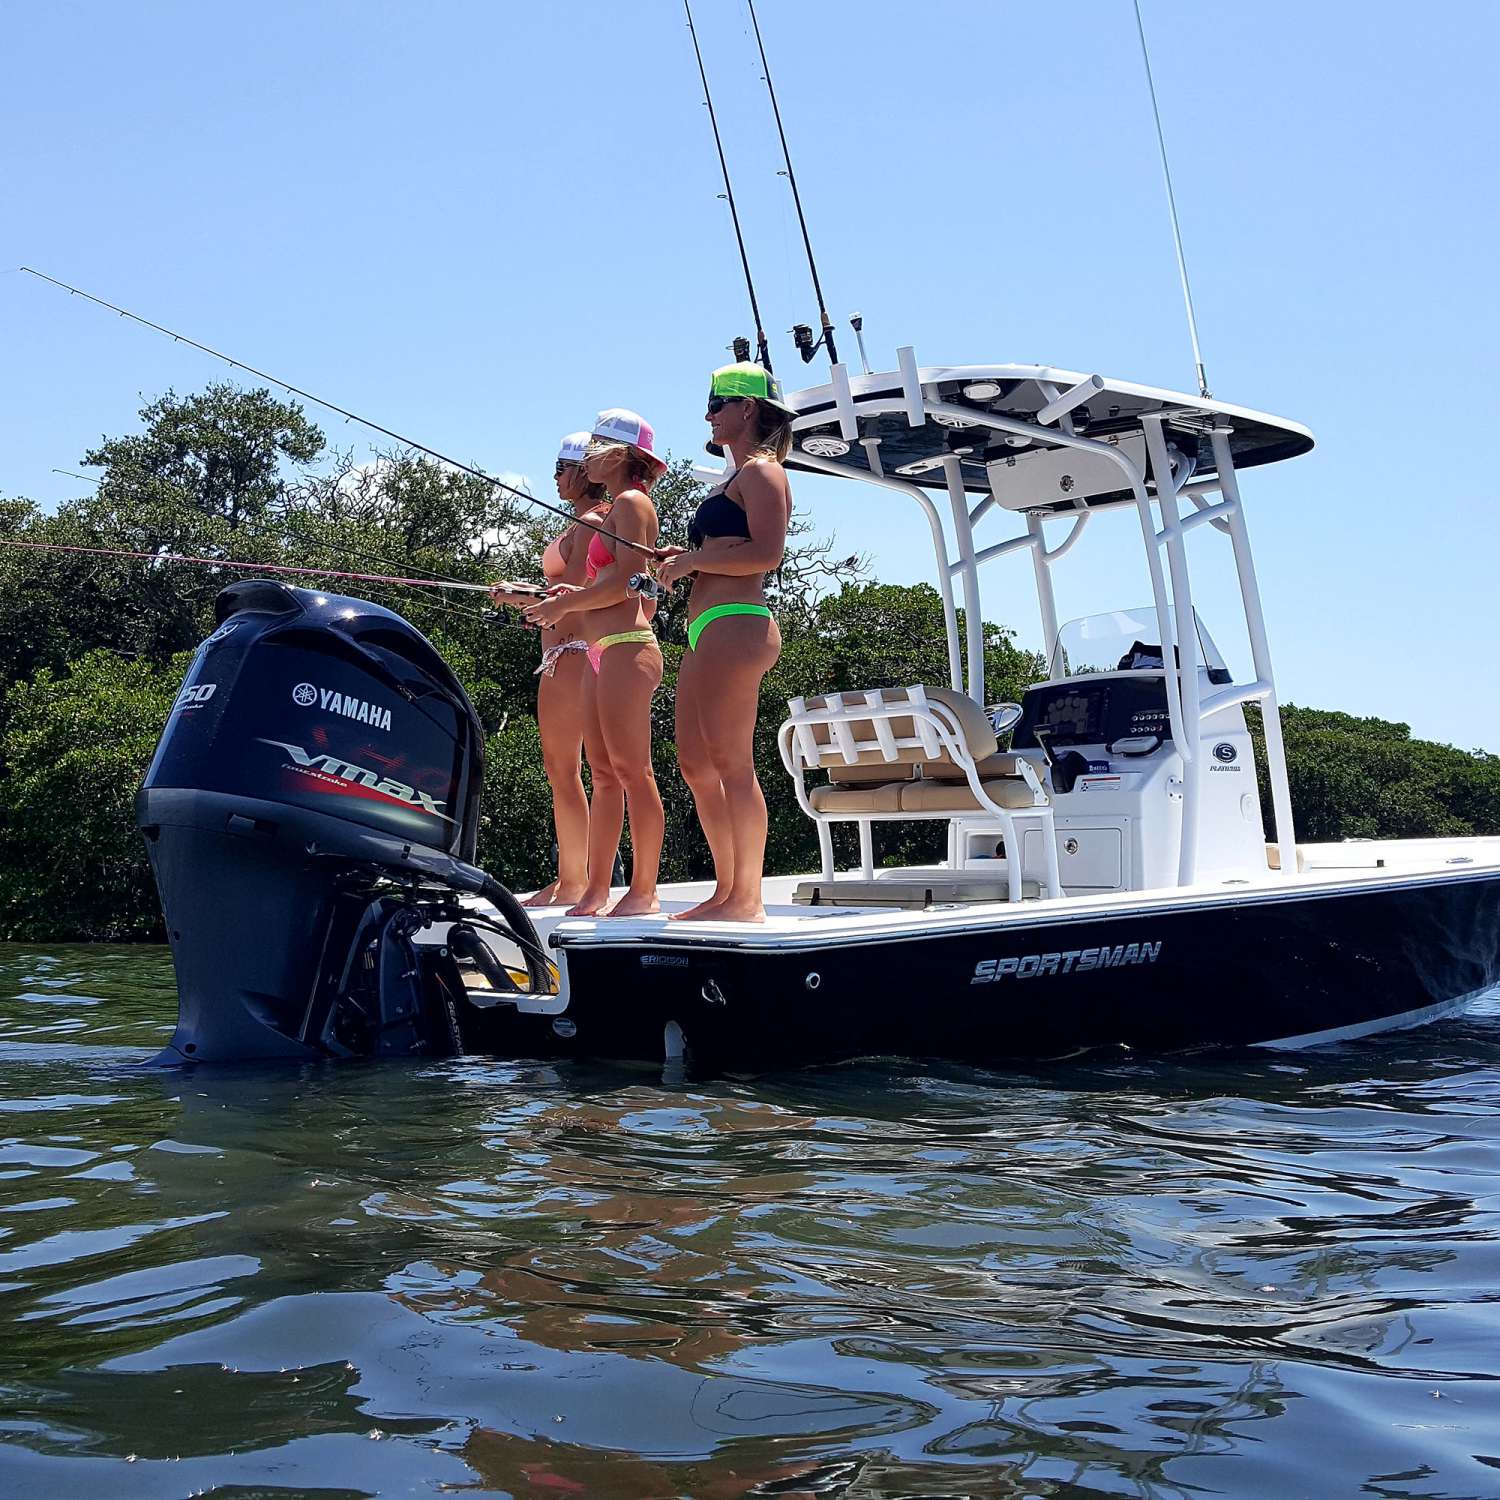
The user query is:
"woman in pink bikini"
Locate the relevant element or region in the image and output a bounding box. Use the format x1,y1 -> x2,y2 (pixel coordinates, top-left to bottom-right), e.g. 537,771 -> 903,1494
488,432 -> 611,908
523,410 -> 665,918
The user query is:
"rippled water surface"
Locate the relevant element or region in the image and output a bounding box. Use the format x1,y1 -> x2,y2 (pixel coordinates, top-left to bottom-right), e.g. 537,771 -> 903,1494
3,945 -> 1500,1498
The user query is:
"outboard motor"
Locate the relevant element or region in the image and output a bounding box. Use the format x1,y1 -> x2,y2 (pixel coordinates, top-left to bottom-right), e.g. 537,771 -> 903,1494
138,581 -> 550,1063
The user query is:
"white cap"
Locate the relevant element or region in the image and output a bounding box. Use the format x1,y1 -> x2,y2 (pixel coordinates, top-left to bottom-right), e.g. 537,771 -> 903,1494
556,431 -> 591,465
590,408 -> 666,470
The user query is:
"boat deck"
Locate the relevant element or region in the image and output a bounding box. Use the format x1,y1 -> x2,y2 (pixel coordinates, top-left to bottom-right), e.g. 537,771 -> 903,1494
514,836 -> 1500,953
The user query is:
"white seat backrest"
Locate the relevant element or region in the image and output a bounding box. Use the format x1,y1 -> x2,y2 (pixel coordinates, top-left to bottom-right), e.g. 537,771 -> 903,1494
784,685 -> 997,772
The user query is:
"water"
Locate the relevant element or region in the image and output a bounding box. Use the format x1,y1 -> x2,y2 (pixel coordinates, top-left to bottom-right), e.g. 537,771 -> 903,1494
2,947 -> 1499,1499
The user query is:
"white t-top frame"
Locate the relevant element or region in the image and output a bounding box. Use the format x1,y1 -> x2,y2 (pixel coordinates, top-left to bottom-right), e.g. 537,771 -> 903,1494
783,352 -> 1309,886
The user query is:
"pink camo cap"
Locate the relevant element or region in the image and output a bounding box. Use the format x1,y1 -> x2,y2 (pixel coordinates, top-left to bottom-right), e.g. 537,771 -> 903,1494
590,408 -> 667,471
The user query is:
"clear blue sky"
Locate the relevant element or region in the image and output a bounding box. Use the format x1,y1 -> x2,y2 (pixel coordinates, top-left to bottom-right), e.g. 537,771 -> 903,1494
4,1 -> 1496,748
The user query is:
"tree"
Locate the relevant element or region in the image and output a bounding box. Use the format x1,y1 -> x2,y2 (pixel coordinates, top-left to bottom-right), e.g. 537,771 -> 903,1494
83,383 -> 324,532
0,651 -> 185,941
0,387 -> 327,689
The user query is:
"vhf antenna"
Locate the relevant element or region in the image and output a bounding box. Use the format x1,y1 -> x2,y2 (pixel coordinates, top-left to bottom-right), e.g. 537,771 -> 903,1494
1133,0 -> 1210,398
849,312 -> 871,375
684,0 -> 773,372
745,0 -> 838,367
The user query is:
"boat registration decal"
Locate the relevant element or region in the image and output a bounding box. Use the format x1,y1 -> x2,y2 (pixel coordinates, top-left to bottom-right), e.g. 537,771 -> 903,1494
972,941 -> 1163,983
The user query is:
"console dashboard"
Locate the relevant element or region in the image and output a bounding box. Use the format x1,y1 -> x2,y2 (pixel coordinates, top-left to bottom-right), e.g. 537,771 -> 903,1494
1011,673 -> 1172,751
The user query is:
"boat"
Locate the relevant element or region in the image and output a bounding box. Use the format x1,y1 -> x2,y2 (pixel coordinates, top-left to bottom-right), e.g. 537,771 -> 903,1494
137,354 -> 1500,1068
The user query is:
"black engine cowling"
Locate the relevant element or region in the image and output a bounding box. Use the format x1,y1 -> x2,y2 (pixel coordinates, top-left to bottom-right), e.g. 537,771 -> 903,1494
138,580 -> 546,1062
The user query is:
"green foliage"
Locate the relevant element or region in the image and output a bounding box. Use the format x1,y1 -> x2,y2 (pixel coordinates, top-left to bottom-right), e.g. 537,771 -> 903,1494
1249,705 -> 1500,842
473,713 -> 558,893
0,651 -> 186,941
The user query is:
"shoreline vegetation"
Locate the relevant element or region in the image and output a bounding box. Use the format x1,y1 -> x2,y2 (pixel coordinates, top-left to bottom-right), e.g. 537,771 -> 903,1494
3,385 -> 1498,943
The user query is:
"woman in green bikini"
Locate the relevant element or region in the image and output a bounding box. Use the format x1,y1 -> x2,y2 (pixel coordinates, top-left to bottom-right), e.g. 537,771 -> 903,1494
524,409 -> 666,919
656,362 -> 793,923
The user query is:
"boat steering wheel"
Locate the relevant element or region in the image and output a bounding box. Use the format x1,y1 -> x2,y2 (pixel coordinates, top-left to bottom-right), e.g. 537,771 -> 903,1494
986,702 -> 1024,737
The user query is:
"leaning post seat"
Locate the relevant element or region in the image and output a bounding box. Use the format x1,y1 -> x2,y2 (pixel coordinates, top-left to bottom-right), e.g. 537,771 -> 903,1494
777,685 -> 1063,902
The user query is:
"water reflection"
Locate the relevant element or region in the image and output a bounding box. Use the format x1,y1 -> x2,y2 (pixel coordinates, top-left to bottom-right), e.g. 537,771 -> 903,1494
2,945 -> 1499,1495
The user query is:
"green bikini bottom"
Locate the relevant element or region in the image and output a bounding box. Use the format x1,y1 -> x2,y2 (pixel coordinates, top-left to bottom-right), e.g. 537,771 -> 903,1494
686,602 -> 773,652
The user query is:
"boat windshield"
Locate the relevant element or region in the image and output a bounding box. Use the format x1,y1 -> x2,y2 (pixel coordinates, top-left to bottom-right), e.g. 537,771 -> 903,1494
1050,606 -> 1230,682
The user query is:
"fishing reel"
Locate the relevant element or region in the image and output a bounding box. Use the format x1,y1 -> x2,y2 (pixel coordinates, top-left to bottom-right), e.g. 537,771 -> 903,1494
629,572 -> 670,601
791,316 -> 838,365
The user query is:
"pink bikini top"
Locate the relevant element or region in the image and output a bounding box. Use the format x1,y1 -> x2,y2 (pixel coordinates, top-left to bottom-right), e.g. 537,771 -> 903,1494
585,530 -> 615,581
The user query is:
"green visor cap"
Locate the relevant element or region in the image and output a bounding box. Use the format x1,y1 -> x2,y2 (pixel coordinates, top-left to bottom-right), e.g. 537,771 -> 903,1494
708,361 -> 796,415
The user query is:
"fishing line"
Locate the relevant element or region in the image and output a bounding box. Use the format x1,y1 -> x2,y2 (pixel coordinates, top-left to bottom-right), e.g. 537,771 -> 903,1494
17,267 -> 661,559
0,534 -> 501,593
683,0 -> 774,372
744,0 -> 837,366
0,535 -> 620,633
1132,0 -> 1210,398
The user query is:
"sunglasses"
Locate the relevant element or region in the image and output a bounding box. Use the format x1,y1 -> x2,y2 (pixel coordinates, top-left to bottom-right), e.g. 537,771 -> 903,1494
706,395 -> 747,416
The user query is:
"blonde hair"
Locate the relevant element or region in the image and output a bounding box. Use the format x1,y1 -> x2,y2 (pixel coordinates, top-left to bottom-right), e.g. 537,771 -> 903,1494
749,399 -> 792,463
561,461 -> 607,503
590,440 -> 661,492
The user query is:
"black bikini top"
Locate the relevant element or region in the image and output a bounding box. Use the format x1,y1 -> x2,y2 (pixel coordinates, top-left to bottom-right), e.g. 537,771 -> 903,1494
688,487 -> 752,550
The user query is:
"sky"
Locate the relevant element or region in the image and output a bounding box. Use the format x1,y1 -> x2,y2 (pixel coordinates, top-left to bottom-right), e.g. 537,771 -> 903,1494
4,1 -> 1497,748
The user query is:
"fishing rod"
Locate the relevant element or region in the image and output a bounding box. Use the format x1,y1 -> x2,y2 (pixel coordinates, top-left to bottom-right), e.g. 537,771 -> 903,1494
683,1 -> 773,372
17,267 -> 661,560
744,0 -> 837,367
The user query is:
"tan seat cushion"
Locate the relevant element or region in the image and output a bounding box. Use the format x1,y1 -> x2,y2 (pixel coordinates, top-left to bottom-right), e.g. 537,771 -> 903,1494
793,874 -> 1040,907
795,685 -> 998,771
808,781 -> 905,814
921,751 -> 1029,783
1264,843 -> 1307,872
899,778 -> 1040,813
827,760 -> 918,786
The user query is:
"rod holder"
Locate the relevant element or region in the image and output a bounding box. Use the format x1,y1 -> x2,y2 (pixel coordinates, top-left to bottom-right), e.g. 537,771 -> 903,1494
897,346 -> 924,428
1036,374 -> 1104,427
830,362 -> 858,441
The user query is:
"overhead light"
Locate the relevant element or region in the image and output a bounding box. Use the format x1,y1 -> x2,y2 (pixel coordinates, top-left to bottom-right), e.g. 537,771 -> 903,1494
801,435 -> 851,458
963,380 -> 1002,400
933,412 -> 979,429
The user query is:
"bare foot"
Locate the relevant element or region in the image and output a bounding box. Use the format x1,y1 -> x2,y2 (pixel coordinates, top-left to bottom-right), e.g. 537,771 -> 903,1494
566,887 -> 611,917
522,881 -> 560,908
678,895 -> 765,923
669,891 -> 731,922
603,890 -> 660,918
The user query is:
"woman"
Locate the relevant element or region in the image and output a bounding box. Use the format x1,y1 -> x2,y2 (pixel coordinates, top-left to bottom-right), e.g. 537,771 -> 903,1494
524,409 -> 666,918
489,432 -> 613,908
656,363 -> 793,923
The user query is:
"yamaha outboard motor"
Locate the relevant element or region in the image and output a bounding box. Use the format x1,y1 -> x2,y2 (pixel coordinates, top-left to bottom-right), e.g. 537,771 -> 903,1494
138,581 -> 550,1062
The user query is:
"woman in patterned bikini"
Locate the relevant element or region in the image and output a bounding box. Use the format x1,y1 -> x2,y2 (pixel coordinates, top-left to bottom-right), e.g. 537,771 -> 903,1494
488,432 -> 612,908
524,409 -> 665,918
656,363 -> 793,923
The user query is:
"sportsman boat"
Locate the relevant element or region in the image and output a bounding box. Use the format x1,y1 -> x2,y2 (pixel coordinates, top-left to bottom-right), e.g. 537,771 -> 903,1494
138,355 -> 1500,1068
